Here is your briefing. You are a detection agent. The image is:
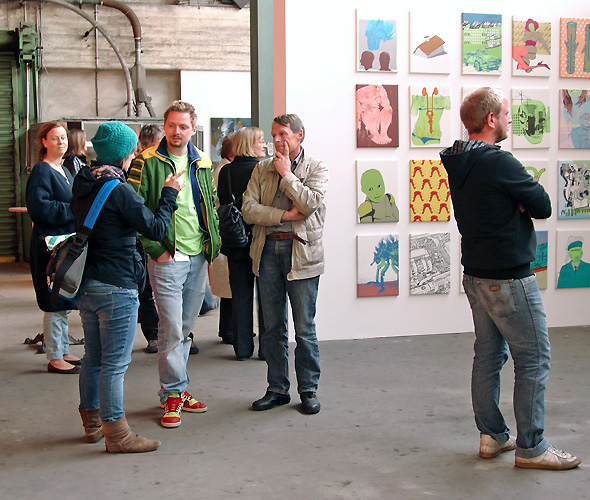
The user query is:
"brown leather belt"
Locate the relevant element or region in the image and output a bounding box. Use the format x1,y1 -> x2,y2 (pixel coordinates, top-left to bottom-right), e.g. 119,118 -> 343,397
266,232 -> 306,245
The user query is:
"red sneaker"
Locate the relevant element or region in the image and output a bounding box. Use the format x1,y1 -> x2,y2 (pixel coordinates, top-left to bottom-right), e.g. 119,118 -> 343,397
161,393 -> 183,428
181,391 -> 207,413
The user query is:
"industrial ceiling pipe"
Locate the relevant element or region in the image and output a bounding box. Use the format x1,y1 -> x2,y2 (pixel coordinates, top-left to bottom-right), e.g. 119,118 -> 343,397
80,0 -> 155,116
22,0 -> 134,116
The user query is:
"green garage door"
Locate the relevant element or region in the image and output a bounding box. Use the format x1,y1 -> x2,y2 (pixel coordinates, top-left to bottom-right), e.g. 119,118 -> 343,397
0,54 -> 17,261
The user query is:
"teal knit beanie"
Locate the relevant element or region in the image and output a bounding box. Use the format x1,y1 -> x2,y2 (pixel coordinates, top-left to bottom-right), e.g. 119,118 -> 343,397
92,121 -> 138,165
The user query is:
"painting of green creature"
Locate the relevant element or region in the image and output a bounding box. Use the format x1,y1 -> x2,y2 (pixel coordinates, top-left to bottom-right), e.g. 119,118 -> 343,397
357,234 -> 399,297
356,161 -> 399,223
358,168 -> 399,223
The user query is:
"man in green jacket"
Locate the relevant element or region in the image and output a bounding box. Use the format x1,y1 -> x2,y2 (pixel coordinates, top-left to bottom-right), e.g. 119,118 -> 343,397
128,100 -> 220,428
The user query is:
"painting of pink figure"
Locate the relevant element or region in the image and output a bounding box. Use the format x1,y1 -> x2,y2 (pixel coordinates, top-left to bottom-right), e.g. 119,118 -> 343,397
512,17 -> 551,77
356,84 -> 399,148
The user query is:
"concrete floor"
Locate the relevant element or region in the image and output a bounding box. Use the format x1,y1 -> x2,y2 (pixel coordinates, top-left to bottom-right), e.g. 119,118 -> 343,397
0,262 -> 589,500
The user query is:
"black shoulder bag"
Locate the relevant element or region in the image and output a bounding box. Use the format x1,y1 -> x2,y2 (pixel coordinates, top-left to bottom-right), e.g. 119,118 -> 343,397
217,166 -> 249,252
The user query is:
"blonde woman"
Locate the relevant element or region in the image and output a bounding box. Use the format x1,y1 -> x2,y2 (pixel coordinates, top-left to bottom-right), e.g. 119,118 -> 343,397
217,127 -> 266,360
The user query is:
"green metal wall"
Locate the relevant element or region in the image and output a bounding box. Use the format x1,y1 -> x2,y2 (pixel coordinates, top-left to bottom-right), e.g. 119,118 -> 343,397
0,54 -> 17,261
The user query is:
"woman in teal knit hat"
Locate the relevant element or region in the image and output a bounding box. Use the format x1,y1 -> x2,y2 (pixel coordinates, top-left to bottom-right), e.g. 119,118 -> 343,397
72,121 -> 186,453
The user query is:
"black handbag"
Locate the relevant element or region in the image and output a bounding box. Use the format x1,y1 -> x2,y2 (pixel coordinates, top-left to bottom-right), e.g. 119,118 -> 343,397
217,166 -> 249,251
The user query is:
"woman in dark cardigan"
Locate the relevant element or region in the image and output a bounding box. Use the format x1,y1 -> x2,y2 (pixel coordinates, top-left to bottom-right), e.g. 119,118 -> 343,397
26,121 -> 81,374
217,126 -> 266,360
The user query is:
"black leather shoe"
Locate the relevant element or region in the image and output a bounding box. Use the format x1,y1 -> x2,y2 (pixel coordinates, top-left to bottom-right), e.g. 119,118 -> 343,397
300,392 -> 320,414
64,358 -> 82,366
251,391 -> 290,411
47,362 -> 80,374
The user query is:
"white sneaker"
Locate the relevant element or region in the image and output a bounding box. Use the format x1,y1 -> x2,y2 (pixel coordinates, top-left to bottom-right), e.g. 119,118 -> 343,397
515,446 -> 581,470
479,434 -> 517,459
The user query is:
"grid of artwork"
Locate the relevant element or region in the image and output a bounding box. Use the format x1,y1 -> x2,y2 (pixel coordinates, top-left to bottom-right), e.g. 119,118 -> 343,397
354,11 -> 590,297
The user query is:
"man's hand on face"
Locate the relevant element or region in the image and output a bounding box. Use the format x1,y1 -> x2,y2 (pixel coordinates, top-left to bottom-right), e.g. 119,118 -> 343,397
273,141 -> 292,178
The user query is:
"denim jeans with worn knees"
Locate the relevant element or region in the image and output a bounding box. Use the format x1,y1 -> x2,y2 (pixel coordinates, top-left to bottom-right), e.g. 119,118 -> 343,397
77,280 -> 139,422
148,254 -> 207,402
258,239 -> 320,395
463,274 -> 551,459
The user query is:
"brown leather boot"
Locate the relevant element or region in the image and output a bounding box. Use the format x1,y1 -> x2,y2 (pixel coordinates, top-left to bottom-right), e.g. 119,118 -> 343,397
79,408 -> 104,443
101,416 -> 160,453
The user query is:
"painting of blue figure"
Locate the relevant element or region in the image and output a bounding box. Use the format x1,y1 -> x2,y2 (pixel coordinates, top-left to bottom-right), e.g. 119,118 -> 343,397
357,234 -> 399,297
357,11 -> 397,73
556,230 -> 590,288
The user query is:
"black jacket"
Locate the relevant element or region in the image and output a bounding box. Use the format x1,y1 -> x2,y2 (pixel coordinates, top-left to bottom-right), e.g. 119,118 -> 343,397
26,161 -> 76,311
440,141 -> 551,279
217,155 -> 259,258
217,155 -> 260,213
70,165 -> 178,290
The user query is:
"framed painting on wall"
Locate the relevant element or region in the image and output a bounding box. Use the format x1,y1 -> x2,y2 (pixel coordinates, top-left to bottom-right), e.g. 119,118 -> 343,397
210,117 -> 250,163
559,18 -> 590,78
512,17 -> 551,76
356,84 -> 399,148
409,160 -> 450,222
409,232 -> 451,295
410,86 -> 451,148
409,11 -> 451,74
532,230 -> 548,290
357,13 -> 397,73
511,89 -> 550,148
356,160 -> 399,223
559,90 -> 590,149
462,13 -> 502,75
357,234 -> 399,297
557,160 -> 590,219
555,230 -> 590,288
523,160 -> 549,193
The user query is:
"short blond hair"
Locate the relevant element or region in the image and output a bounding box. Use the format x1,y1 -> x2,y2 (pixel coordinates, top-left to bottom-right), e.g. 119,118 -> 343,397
232,126 -> 264,157
164,100 -> 197,127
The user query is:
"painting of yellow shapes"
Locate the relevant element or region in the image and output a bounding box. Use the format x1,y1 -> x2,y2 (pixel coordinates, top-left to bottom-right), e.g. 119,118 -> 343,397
560,18 -> 590,78
409,160 -> 450,222
512,18 -> 551,77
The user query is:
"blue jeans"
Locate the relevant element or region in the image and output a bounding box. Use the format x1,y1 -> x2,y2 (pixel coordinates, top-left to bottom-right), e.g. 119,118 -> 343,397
258,239 -> 320,395
44,310 -> 72,360
463,274 -> 551,459
148,254 -> 207,402
77,280 -> 139,422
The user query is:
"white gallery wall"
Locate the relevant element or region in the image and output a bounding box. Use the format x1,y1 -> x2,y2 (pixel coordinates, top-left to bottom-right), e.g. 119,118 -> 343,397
283,0 -> 590,340
183,1 -> 589,341
181,71 -> 251,155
